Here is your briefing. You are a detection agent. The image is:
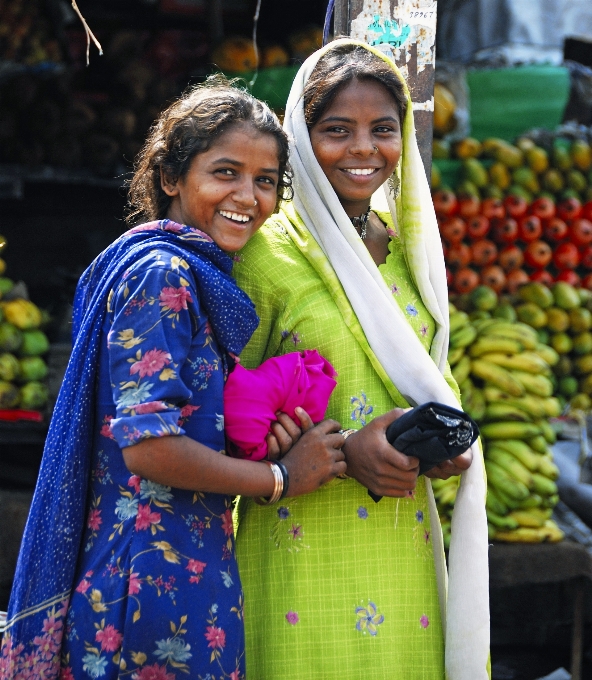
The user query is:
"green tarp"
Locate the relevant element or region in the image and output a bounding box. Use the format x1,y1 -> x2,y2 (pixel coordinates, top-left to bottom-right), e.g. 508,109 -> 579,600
467,65 -> 570,141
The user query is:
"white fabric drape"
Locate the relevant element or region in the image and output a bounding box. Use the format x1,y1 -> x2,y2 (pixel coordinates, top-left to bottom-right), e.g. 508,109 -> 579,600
284,38 -> 490,679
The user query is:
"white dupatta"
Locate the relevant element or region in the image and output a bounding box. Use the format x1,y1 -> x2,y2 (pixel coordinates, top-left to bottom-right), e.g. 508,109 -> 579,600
284,39 -> 490,679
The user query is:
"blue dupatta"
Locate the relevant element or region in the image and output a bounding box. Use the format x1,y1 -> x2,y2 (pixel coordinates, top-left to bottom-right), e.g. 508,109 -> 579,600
0,220 -> 258,678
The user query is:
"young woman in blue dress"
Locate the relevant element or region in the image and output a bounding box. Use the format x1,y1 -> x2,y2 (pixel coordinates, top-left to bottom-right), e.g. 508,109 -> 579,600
0,77 -> 346,680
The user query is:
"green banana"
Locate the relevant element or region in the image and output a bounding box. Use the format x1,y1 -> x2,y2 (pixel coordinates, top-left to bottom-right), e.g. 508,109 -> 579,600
479,320 -> 539,345
531,472 -> 558,497
469,337 -> 523,358
451,355 -> 472,385
448,346 -> 465,366
527,435 -> 549,454
508,508 -> 550,528
517,493 -> 543,509
534,342 -> 560,367
486,448 -> 533,488
537,456 -> 559,481
492,484 -> 522,510
493,527 -> 546,543
541,397 -> 562,418
471,360 -> 525,397
534,418 -> 557,444
486,486 -> 508,515
449,324 -> 478,349
482,388 -> 545,419
484,402 -> 532,422
480,421 -> 542,440
488,523 -> 496,540
487,509 -> 519,530
449,310 -> 470,334
511,371 -> 553,397
489,440 -> 540,472
542,493 -> 559,508
479,351 -> 549,374
485,460 -> 530,500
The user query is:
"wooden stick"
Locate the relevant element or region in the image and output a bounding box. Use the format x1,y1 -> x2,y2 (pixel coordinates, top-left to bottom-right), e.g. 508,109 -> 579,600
71,1 -> 103,66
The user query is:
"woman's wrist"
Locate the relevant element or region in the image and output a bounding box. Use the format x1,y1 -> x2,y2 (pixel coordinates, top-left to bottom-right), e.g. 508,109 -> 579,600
254,459 -> 289,505
338,429 -> 357,479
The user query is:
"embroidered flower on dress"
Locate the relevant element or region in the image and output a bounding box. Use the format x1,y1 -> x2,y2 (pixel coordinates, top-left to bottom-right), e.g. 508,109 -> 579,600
291,332 -> 301,346
355,602 -> 385,636
416,510 -> 424,523
390,282 -> 400,295
186,559 -> 207,574
420,615 -> 429,629
130,349 -> 172,378
159,286 -> 193,313
140,480 -> 173,503
285,611 -> 299,625
357,507 -> 369,520
277,506 -> 289,519
351,392 -> 374,425
405,303 -> 418,317
420,323 -> 429,336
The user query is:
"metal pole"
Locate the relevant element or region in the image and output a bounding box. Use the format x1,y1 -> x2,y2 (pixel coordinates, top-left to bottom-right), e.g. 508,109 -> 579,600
333,0 -> 438,179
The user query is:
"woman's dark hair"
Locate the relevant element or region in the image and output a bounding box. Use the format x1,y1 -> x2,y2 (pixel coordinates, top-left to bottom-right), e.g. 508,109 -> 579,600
303,44 -> 408,128
127,74 -> 292,224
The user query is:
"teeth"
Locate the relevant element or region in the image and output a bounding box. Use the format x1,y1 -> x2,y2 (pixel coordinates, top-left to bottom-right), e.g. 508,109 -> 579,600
344,168 -> 376,176
220,210 -> 250,223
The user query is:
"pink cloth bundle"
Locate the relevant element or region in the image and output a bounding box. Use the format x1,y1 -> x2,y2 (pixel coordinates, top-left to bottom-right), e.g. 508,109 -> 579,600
223,350 -> 337,460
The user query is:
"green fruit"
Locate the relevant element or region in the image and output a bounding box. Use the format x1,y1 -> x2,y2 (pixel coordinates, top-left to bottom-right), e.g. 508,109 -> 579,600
559,375 -> 579,398
0,380 -> 19,408
493,142 -> 524,169
432,139 -> 451,159
552,142 -> 573,171
462,158 -> 489,188
566,169 -> 587,193
572,332 -> 592,356
571,139 -> 592,172
19,356 -> 48,382
0,352 -> 19,382
512,167 -> 540,194
19,330 -> 49,357
482,184 -> 505,200
570,393 -> 591,411
489,162 -> 512,190
515,303 -> 548,329
0,322 -> 23,353
0,277 -> 14,297
468,310 -> 491,322
561,188 -> 581,201
574,354 -> 592,375
456,180 -> 480,198
578,288 -> 592,307
507,185 -> 533,202
569,307 -> 592,333
19,381 -> 49,410
554,355 -> 573,377
542,168 -> 564,193
518,282 -> 554,309
550,332 -> 573,354
469,285 -> 498,311
537,329 -> 550,344
493,303 -> 517,322
552,282 -> 581,310
546,307 -> 570,332
525,146 -> 549,173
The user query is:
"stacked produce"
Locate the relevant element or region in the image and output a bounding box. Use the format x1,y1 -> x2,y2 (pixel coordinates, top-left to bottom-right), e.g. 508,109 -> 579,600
434,187 -> 592,294
434,285 -> 564,545
432,131 -> 592,206
0,240 -> 49,413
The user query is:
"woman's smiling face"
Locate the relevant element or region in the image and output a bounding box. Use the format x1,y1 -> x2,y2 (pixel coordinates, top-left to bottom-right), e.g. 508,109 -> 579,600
309,78 -> 402,216
162,123 -> 280,252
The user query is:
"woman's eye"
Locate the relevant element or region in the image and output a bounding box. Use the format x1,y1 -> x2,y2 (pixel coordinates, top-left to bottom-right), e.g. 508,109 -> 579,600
375,126 -> 395,133
257,176 -> 276,187
327,126 -> 348,134
216,168 -> 235,177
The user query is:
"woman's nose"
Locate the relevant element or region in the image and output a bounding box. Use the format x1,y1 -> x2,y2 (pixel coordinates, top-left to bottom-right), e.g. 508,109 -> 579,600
349,132 -> 376,157
232,180 -> 257,207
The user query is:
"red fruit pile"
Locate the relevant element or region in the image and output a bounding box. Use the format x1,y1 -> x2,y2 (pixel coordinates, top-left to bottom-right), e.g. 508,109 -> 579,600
433,189 -> 592,294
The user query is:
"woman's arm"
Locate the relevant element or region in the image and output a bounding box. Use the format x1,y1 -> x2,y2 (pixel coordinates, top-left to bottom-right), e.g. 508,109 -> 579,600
123,408 -> 347,498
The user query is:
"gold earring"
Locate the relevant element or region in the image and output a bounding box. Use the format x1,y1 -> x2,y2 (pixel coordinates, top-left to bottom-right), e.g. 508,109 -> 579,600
388,169 -> 400,198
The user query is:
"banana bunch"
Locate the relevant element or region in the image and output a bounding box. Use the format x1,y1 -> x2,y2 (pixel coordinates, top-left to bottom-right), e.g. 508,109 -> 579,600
430,475 -> 460,549
446,309 -> 564,543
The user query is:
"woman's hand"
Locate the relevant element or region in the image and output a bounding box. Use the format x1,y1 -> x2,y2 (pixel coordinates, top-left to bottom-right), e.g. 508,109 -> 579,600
424,448 -> 473,480
281,407 -> 346,496
342,408 -> 420,498
266,412 -> 304,459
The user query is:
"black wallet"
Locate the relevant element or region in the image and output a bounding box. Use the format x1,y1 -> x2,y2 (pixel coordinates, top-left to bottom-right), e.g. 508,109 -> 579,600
368,402 -> 480,502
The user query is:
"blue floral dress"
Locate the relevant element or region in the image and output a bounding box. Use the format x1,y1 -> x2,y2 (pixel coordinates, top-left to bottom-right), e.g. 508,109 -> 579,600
60,244 -> 245,680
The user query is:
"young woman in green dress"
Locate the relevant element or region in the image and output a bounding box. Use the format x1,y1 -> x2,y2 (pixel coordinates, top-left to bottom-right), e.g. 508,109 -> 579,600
232,40 -> 490,680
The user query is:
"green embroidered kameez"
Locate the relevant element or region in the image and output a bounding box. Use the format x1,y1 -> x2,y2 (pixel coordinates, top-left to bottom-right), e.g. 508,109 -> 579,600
234,207 -> 455,679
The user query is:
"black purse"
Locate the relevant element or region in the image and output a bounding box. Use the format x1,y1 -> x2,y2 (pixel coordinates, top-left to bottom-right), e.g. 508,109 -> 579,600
368,402 -> 480,502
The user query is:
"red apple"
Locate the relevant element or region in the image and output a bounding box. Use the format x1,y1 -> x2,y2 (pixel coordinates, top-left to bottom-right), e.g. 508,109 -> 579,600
518,215 -> 542,242
524,240 -> 553,269
506,268 -> 530,293
498,244 -> 524,272
454,267 -> 479,294
553,242 -> 581,269
582,201 -> 592,222
555,269 -> 581,286
543,217 -> 569,242
491,217 -> 519,244
504,195 -> 528,219
580,244 -> 592,269
471,239 -> 498,267
530,269 -> 554,286
466,215 -> 490,240
432,189 -> 458,218
481,198 -> 506,221
440,216 -> 466,244
447,242 -> 472,269
557,197 -> 582,221
569,218 -> 592,247
530,196 -> 556,221
458,195 -> 481,219
481,265 -> 507,293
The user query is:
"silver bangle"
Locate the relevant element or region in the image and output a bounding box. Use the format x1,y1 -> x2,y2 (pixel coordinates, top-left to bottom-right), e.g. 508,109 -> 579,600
254,460 -> 284,505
